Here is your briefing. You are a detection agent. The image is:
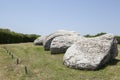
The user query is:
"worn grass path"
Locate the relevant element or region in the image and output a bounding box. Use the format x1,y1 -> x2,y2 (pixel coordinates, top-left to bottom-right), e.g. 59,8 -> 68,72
0,43 -> 120,80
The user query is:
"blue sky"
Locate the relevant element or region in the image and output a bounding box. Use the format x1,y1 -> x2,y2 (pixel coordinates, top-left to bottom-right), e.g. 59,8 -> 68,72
0,0 -> 120,35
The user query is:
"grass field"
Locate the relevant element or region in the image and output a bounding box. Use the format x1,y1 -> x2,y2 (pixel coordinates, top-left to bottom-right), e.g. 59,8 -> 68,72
0,43 -> 120,80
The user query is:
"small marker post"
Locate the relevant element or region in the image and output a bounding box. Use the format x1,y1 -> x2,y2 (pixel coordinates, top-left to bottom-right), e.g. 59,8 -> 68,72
25,66 -> 28,74
16,58 -> 20,64
11,54 -> 14,59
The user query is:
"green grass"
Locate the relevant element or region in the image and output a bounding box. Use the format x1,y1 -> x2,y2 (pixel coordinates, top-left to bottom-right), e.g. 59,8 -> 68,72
0,43 -> 120,80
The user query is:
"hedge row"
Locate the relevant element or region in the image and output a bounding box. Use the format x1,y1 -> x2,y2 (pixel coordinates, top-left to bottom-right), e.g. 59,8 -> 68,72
0,28 -> 40,44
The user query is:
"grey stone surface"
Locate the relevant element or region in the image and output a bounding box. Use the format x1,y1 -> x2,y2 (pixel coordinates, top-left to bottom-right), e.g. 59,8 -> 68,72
63,34 -> 118,70
34,35 -> 47,45
50,35 -> 83,54
43,30 -> 80,50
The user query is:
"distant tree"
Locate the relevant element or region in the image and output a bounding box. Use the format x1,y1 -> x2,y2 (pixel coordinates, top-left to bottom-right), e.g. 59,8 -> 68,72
84,32 -> 106,38
94,32 -> 106,37
84,34 -> 93,37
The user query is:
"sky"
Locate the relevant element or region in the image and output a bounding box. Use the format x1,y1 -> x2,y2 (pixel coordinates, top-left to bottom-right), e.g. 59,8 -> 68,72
0,0 -> 120,36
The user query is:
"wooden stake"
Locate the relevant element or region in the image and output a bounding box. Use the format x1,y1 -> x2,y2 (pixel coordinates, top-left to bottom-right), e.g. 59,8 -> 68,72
9,52 -> 11,55
16,58 -> 20,64
25,66 -> 28,74
11,54 -> 13,59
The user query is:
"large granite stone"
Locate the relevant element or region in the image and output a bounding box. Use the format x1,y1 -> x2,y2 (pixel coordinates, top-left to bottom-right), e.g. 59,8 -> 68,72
34,35 -> 47,45
43,30 -> 80,50
63,34 -> 118,70
50,35 -> 83,54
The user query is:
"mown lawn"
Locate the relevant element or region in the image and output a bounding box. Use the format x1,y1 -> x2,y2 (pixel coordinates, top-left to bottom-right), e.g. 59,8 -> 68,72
0,43 -> 120,80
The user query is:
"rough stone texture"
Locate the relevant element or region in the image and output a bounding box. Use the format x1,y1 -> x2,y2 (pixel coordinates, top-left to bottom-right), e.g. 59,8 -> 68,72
43,30 -> 80,50
50,35 -> 83,54
63,34 -> 118,70
34,35 -> 47,45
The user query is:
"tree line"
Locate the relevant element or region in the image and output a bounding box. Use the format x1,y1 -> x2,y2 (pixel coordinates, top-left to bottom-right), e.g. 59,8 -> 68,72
84,32 -> 120,44
0,28 -> 120,44
0,28 -> 40,44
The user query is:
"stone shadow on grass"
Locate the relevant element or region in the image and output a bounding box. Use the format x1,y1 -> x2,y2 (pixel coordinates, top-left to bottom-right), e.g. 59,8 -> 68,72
98,59 -> 120,70
108,59 -> 120,65
51,52 -> 65,55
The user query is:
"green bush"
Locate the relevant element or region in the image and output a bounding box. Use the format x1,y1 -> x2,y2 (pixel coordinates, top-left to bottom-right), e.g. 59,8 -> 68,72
0,28 -> 40,44
115,36 -> 120,44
